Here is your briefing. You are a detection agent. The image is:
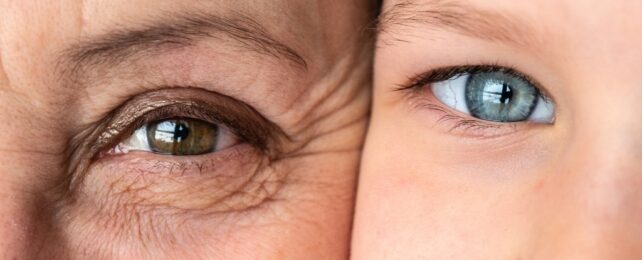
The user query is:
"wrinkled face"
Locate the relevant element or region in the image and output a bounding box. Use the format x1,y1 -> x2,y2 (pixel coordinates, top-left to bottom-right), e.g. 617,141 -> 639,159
0,1 -> 372,259
354,0 -> 642,258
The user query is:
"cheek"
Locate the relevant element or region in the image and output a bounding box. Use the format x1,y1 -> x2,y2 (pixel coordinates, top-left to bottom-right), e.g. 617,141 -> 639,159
359,153 -> 540,257
52,144 -> 288,257
85,145 -> 273,211
358,112 -> 563,257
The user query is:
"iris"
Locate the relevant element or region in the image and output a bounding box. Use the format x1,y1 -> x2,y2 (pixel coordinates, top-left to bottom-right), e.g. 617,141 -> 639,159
147,118 -> 219,155
465,71 -> 539,122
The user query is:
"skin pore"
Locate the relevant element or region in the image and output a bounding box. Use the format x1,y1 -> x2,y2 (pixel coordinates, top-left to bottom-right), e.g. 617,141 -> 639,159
354,0 -> 641,259
0,1 -> 374,259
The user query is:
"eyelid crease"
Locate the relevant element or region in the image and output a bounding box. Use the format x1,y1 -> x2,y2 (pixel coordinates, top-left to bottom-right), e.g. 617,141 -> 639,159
63,87 -> 287,197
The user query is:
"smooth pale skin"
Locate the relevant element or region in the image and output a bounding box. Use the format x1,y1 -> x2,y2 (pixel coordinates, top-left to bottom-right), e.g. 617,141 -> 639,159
354,0 -> 642,259
0,1 -> 372,259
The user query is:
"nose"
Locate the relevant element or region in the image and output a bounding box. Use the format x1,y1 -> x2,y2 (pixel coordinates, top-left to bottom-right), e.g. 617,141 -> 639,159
0,173 -> 42,259
532,84 -> 642,258
0,102 -> 61,258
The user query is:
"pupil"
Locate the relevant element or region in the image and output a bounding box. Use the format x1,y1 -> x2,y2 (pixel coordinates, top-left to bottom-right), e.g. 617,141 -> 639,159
465,71 -> 540,123
173,122 -> 190,142
147,118 -> 217,156
499,83 -> 512,104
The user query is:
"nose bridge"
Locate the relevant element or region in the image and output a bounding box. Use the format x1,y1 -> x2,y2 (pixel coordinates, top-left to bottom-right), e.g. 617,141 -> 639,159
0,109 -> 65,258
0,147 -> 65,259
535,136 -> 642,258
0,172 -> 44,259
0,135 -> 68,254
571,75 -> 642,217
568,71 -> 642,174
537,78 -> 642,257
0,80 -> 60,258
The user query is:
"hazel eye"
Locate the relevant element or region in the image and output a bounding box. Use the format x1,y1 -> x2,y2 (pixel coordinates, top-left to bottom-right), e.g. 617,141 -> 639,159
111,118 -> 240,156
431,67 -> 555,123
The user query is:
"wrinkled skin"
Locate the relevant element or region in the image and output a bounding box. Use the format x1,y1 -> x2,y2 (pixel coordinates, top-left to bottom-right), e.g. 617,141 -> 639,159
0,1 -> 373,259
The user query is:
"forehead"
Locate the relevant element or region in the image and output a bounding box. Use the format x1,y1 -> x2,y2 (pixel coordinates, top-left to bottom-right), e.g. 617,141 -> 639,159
379,0 -> 642,69
2,0 -> 370,57
0,0 -> 372,95
381,0 -> 642,41
0,0 -> 373,60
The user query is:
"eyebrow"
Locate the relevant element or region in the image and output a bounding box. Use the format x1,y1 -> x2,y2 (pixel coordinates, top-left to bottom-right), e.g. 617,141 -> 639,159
59,11 -> 308,79
377,0 -> 541,49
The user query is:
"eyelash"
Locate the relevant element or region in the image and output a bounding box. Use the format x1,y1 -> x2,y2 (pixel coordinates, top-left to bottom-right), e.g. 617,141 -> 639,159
397,64 -> 548,137
97,105 -> 245,158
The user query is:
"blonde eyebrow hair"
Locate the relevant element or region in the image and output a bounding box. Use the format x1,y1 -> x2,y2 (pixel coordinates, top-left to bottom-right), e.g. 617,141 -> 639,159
376,0 -> 542,49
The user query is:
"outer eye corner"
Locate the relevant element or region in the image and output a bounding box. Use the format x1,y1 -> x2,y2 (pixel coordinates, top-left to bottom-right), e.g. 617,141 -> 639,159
528,96 -> 556,124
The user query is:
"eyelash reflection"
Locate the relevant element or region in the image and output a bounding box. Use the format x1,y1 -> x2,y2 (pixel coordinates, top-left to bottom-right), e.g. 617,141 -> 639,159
397,65 -> 554,137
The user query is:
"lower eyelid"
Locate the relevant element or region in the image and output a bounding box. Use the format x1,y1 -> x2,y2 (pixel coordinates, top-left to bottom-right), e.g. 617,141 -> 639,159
88,144 -> 282,213
406,86 -> 525,138
61,143 -> 284,251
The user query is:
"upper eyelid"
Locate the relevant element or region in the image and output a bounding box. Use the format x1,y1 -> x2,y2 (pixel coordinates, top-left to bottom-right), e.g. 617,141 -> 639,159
65,87 -> 287,193
396,64 -> 555,103
102,87 -> 287,151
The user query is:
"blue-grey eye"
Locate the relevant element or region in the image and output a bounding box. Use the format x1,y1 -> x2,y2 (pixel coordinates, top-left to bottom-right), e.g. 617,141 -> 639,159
431,68 -> 555,123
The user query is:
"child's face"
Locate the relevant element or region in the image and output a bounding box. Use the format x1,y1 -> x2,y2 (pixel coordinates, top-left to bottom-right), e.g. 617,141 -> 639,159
354,0 -> 642,258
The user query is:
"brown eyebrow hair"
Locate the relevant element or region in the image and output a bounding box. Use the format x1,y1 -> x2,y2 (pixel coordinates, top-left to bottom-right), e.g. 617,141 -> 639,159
376,0 -> 541,49
58,11 -> 308,80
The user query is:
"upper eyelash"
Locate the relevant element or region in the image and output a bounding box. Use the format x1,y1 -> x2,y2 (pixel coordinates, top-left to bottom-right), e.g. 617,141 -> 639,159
396,64 -> 545,95
97,104 -> 232,155
397,64 -> 555,112
92,88 -> 286,157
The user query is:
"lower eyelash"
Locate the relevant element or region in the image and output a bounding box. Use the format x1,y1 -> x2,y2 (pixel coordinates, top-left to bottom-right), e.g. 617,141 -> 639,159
403,89 -> 521,138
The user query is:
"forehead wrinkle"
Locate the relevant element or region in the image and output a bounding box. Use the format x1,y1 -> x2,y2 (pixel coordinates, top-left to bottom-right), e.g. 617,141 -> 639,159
57,10 -> 308,83
377,0 -> 543,51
